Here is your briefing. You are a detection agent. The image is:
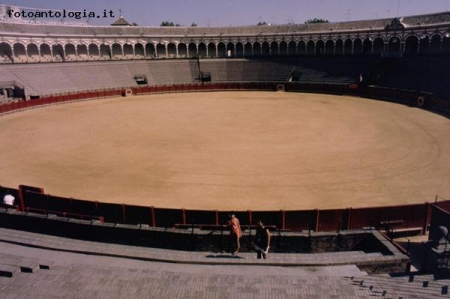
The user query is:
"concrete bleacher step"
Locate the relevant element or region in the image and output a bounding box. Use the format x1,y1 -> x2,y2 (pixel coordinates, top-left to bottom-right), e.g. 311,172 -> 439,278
0,264 -> 16,278
0,253 -> 52,275
350,273 -> 450,298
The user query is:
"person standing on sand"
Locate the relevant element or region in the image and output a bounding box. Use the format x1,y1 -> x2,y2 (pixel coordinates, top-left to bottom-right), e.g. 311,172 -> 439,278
229,214 -> 242,255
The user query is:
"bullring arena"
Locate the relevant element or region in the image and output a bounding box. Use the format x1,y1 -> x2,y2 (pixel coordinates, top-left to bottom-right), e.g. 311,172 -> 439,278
1,91 -> 450,211
1,4 -> 450,298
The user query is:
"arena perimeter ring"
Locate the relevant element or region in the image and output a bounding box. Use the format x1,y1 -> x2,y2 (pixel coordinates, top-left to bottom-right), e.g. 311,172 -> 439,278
1,91 -> 450,211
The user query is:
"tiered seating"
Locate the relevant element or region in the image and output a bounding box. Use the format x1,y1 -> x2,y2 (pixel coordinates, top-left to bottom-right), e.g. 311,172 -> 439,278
0,55 -> 446,97
200,59 -> 229,81
10,65 -> 77,94
377,56 -> 450,95
125,62 -> 156,85
146,60 -> 196,85
351,274 -> 450,298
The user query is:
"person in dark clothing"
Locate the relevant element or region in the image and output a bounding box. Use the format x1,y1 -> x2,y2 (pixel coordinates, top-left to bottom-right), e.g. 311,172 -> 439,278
254,220 -> 270,259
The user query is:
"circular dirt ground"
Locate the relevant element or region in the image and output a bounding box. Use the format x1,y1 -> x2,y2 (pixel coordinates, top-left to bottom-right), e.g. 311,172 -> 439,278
1,91 -> 450,210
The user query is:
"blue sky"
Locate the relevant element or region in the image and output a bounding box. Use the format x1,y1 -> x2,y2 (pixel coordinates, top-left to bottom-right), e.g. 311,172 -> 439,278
2,0 -> 450,26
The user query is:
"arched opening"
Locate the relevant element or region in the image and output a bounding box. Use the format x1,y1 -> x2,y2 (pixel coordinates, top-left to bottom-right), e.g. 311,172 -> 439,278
344,39 -> 352,55
111,43 -> 122,59
188,43 -> 197,58
353,38 -> 363,55
207,42 -> 216,58
306,40 -> 315,55
430,34 -> 441,53
388,36 -> 400,54
0,42 -> 12,62
88,44 -> 99,59
325,40 -> 334,55
123,44 -> 133,58
226,42 -> 234,57
373,37 -> 384,54
65,43 -> 76,61
362,38 -> 372,54
419,35 -> 429,53
119,44 -> 133,59
76,44 -> 87,60
443,33 -> 450,53
315,40 -> 324,55
298,41 -> 306,55
27,43 -> 39,61
178,43 -> 187,58
279,41 -> 288,56
253,42 -> 261,56
100,44 -> 110,59
52,44 -> 64,61
244,42 -> 252,57
217,42 -> 226,57
335,39 -> 343,55
270,41 -> 278,56
134,43 -> 144,58
288,41 -> 296,56
145,43 -> 155,58
261,41 -> 270,56
167,43 -> 177,58
404,36 -> 419,55
235,42 -> 243,57
198,42 -> 207,58
40,43 -> 52,61
156,43 -> 166,58
13,43 -> 26,62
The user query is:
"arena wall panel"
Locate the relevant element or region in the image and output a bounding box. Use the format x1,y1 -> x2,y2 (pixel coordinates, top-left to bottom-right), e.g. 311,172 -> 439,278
389,203 -> 428,230
317,209 -> 349,232
97,202 -> 124,224
184,210 -> 218,226
350,204 -> 429,231
436,200 -> 450,212
22,191 -> 48,213
47,194 -> 71,213
123,204 -> 153,225
153,207 -> 184,227
284,210 -> 318,231
70,198 -> 98,216
350,206 -> 390,229
250,210 -> 284,228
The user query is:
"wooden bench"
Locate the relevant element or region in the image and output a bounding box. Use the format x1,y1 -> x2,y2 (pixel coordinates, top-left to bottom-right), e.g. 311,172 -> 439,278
378,220 -> 404,231
389,227 -> 423,238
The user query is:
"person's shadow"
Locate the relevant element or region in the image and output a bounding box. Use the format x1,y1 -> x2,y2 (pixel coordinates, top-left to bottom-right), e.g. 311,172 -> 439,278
205,254 -> 244,259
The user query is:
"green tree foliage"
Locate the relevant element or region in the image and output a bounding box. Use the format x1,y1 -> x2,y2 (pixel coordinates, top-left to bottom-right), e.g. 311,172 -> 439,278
191,22 -> 197,27
305,18 -> 329,24
160,21 -> 180,27
257,21 -> 268,26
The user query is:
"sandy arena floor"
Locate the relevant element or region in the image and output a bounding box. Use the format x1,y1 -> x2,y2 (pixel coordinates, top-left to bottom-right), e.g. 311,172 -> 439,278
0,91 -> 449,210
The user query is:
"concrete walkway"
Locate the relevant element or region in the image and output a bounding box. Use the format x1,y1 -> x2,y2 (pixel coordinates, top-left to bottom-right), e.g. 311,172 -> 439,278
0,228 -> 449,298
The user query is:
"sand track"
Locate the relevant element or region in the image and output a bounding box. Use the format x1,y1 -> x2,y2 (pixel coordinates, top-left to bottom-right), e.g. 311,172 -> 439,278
1,91 -> 449,210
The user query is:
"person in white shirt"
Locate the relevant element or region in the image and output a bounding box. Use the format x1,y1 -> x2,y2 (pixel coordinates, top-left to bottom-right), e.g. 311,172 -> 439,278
3,194 -> 15,206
